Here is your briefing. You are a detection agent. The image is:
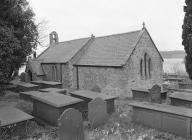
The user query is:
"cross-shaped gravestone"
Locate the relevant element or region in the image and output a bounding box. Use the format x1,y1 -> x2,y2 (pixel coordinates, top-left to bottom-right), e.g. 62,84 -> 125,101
148,84 -> 161,103
88,97 -> 108,128
58,108 -> 84,140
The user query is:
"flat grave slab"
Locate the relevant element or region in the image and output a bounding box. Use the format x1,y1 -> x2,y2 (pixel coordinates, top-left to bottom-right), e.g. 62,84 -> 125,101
38,88 -> 67,94
169,92 -> 192,108
130,101 -> 192,138
0,107 -> 34,127
132,88 -> 167,100
20,91 -> 48,101
165,77 -> 185,82
178,82 -> 192,89
31,80 -> 62,89
32,93 -> 84,125
70,90 -> 118,114
17,82 -> 40,92
168,88 -> 192,93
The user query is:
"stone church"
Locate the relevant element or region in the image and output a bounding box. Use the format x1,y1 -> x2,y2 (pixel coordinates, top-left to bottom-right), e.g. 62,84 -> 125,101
26,25 -> 163,97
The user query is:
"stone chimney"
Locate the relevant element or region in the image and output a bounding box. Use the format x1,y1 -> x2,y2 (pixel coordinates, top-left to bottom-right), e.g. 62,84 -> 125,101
49,31 -> 59,45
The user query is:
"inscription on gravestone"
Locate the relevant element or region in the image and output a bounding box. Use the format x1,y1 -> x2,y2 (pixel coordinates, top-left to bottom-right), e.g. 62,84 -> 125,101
58,108 -> 84,140
88,97 -> 108,128
148,84 -> 161,103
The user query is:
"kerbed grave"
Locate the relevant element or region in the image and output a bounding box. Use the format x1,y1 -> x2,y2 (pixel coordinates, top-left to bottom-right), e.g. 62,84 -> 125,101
130,101 -> 192,138
168,91 -> 192,108
32,93 -> 83,125
132,87 -> 167,101
70,90 -> 118,114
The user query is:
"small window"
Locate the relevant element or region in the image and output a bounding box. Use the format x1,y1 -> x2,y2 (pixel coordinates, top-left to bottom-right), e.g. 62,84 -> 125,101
52,65 -> 57,81
55,66 -> 57,81
140,59 -> 143,78
144,53 -> 147,77
148,58 -> 151,78
52,66 -> 55,80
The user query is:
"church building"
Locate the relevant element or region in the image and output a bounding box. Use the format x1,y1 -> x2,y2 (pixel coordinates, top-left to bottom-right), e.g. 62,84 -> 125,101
26,24 -> 163,97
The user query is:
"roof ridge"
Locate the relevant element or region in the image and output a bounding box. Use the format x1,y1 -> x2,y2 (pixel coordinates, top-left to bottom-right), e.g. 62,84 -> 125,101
36,37 -> 90,60
94,29 -> 142,39
57,37 -> 90,44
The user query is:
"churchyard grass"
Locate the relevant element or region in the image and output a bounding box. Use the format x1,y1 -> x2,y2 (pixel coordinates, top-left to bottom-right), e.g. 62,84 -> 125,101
0,90 -> 186,140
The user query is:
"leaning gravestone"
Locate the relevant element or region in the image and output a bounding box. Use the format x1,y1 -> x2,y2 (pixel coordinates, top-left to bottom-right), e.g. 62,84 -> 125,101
148,84 -> 161,103
88,97 -> 108,128
58,108 -> 84,140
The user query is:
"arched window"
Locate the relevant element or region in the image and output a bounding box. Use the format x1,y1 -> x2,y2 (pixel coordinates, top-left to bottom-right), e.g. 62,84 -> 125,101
148,58 -> 151,77
144,53 -> 147,77
54,66 -> 57,81
140,59 -> 143,78
52,66 -> 55,80
52,65 -> 57,81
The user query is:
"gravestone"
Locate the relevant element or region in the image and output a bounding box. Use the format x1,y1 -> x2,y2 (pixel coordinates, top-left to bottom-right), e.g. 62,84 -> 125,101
0,121 -> 1,137
88,97 -> 108,128
148,84 -> 161,103
91,85 -> 101,93
20,72 -> 26,82
20,72 -> 31,83
58,108 -> 84,140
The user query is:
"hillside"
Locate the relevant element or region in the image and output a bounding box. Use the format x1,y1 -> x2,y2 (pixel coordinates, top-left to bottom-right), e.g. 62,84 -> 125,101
160,50 -> 186,59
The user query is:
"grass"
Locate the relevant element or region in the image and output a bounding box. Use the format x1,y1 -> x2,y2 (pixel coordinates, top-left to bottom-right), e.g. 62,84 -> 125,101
85,99 -> 185,140
0,91 -> 186,140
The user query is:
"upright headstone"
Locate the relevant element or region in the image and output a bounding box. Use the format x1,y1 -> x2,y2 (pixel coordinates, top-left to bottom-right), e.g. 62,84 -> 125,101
20,72 -> 26,82
58,108 -> 84,140
88,97 -> 108,128
91,85 -> 101,93
0,121 -> 1,137
148,84 -> 161,103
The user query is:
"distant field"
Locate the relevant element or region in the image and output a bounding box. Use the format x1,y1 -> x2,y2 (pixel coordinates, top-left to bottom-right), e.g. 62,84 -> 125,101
160,50 -> 186,59
163,58 -> 186,74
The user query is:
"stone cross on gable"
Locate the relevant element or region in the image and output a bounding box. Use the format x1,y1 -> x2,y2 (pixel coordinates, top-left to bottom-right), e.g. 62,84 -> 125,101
142,22 -> 146,29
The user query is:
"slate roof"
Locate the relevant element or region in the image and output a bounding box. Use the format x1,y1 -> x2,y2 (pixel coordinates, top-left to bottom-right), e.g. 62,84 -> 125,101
35,28 -> 162,67
27,59 -> 44,75
76,30 -> 142,66
37,37 -> 90,63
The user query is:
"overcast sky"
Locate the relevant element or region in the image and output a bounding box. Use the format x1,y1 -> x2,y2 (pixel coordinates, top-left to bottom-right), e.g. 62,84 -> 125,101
28,0 -> 185,52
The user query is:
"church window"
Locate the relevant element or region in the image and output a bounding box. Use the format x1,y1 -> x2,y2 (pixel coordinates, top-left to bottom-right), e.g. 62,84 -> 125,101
144,53 -> 147,77
140,59 -> 143,78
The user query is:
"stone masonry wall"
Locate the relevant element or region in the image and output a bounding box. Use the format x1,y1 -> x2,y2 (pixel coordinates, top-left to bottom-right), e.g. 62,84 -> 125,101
42,64 -> 62,82
42,63 -> 73,88
78,66 -> 125,96
77,30 -> 163,97
123,31 -> 163,97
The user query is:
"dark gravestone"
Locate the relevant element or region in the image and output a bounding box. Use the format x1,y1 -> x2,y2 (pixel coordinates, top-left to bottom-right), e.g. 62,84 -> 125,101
148,85 -> 161,103
20,72 -> 26,82
0,121 -> 1,137
91,85 -> 101,93
58,108 -> 84,140
88,97 -> 108,128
